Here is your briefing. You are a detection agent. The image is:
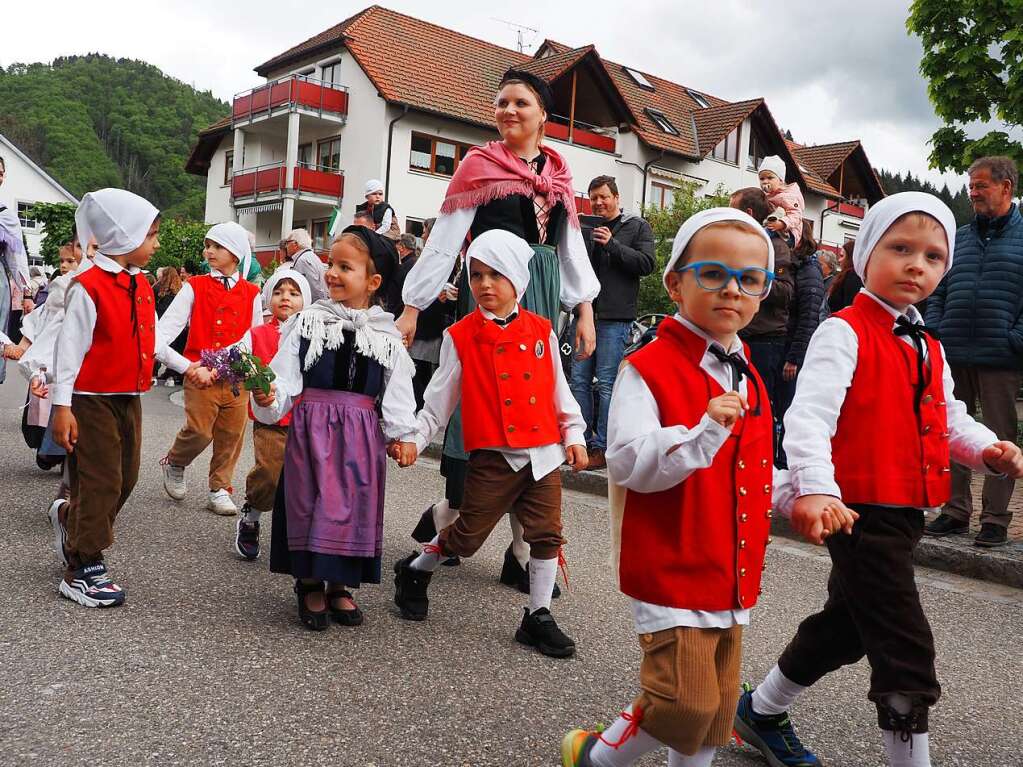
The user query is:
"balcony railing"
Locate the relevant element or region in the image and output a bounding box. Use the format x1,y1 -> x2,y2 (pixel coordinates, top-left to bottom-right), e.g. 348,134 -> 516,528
232,75 -> 349,124
547,115 -> 617,153
230,162 -> 345,202
837,201 -> 865,219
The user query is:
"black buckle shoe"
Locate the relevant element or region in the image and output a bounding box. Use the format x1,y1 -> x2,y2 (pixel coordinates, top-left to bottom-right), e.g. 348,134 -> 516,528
924,513 -> 969,537
499,546 -> 561,598
394,553 -> 433,621
327,588 -> 364,626
515,607 -> 575,658
293,580 -> 329,631
975,522 -> 1009,548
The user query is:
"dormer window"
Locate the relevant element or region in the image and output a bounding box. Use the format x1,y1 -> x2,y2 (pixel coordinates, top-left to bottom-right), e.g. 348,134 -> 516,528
645,108 -> 679,136
687,89 -> 711,109
624,66 -> 654,91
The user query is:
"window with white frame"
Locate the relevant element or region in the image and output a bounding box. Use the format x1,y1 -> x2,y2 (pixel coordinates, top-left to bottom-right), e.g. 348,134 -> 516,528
711,126 -> 740,164
624,67 -> 654,90
297,143 -> 312,169
409,132 -> 475,177
687,89 -> 711,109
651,182 -> 676,210
318,136 -> 342,172
311,218 -> 331,251
645,108 -> 679,136
17,202 -> 37,229
320,61 -> 342,85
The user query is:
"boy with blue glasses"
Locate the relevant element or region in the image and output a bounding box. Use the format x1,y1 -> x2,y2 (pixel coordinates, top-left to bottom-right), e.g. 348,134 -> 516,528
561,209 -> 843,767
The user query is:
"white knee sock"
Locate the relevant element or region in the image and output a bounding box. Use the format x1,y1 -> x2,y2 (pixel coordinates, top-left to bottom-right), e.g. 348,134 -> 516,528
882,731 -> 930,767
588,706 -> 662,767
432,499 -> 459,530
509,514 -> 529,568
528,556 -> 558,613
752,665 -> 807,716
668,746 -> 716,767
410,535 -> 442,572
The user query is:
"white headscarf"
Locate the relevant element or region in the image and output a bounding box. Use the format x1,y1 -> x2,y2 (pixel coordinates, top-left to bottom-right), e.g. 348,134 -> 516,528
261,267 -> 311,309
663,207 -> 774,289
75,189 -> 159,257
205,222 -> 253,281
0,201 -> 32,289
466,229 -> 535,300
852,192 -> 957,279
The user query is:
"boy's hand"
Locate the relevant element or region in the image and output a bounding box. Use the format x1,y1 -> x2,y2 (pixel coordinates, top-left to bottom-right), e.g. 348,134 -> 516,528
983,441 -> 1023,478
792,494 -> 855,545
186,364 -> 215,389
707,391 -> 747,428
566,444 -> 588,472
52,405 -> 78,453
30,377 -> 49,399
3,344 -> 24,360
252,383 -> 276,408
389,441 -> 418,467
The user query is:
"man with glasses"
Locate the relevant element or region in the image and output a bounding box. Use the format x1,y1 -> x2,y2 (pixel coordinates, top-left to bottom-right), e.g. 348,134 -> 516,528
279,228 -> 328,302
731,188 -> 795,466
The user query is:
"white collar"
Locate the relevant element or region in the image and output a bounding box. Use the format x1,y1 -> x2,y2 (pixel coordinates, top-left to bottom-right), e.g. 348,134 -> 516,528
674,313 -> 745,357
209,268 -> 239,285
860,289 -> 924,324
93,253 -> 141,276
479,304 -> 520,325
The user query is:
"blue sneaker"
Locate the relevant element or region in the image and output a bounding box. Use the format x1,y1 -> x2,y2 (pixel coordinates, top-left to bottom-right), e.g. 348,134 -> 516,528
734,683 -> 820,767
59,562 -> 125,608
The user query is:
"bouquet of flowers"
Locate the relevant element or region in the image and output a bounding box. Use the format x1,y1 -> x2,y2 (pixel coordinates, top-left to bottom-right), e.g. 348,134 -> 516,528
200,346 -> 276,397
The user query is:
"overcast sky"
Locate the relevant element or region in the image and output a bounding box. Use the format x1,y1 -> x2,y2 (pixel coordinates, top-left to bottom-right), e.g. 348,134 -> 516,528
4,0 -> 971,190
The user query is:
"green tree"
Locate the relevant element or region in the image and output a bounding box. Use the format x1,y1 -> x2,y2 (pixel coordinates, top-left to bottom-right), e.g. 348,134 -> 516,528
26,201 -> 76,266
150,218 -> 208,272
636,181 -> 731,316
907,1 -> 1023,171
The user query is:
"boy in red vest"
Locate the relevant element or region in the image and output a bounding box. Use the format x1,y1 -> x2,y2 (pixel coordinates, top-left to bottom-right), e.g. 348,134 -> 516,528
50,189 -> 161,608
734,193 -> 1023,767
561,208 -> 829,767
232,268 -> 310,560
157,222 -> 263,515
392,229 -> 588,658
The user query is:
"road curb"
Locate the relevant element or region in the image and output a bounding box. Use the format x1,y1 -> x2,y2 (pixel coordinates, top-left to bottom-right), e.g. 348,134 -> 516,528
422,443 -> 1023,590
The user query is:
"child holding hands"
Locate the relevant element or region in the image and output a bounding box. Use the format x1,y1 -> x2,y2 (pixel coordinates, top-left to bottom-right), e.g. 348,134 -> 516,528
393,229 -> 588,659
735,192 -> 1023,767
253,226 -> 418,630
561,209 -> 833,766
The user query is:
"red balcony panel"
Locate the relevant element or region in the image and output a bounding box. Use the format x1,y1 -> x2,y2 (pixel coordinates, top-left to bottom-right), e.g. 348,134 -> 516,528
545,121 -> 615,152
232,94 -> 252,119
253,248 -> 280,268
233,76 -> 350,122
294,80 -> 349,115
231,166 -> 286,198
546,122 -> 570,141
575,194 -> 593,215
293,167 -> 344,198
838,202 -> 864,218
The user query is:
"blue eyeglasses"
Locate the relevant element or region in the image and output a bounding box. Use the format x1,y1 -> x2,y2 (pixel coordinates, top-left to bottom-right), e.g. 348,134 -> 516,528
676,261 -> 775,297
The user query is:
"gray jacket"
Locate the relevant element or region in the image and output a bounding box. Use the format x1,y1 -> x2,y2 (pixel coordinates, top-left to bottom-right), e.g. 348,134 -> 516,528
286,248 -> 329,303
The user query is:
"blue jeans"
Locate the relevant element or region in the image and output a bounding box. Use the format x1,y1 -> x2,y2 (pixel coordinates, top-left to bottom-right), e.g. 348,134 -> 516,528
569,320 -> 631,452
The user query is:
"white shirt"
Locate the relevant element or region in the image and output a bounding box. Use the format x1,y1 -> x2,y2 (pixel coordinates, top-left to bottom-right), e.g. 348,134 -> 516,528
413,305 -> 587,480
251,313 -> 419,442
400,207 -> 600,313
606,315 -> 793,633
155,269 -> 263,374
52,254 -> 170,407
375,207 -> 393,237
784,290 -> 997,501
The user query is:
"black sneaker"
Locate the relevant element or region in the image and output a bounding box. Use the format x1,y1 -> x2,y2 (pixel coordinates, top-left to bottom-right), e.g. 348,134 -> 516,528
394,553 -> 433,621
515,607 -> 575,658
975,522 -> 1009,548
499,546 -> 561,598
924,513 -> 969,537
235,514 -> 260,561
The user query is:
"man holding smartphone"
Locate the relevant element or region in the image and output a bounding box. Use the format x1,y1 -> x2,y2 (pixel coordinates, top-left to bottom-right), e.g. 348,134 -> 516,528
570,176 -> 655,470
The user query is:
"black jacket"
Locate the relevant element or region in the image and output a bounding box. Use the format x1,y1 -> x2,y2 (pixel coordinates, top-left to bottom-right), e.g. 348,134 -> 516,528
590,212 -> 656,321
740,232 -> 795,338
785,254 -> 824,366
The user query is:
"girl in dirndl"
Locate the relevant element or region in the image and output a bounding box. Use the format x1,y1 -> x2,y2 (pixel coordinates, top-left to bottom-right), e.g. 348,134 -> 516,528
252,225 -> 418,631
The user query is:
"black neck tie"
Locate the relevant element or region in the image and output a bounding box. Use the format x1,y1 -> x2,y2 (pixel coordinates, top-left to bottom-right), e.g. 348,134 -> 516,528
127,274 -> 138,337
220,275 -> 232,291
894,315 -> 940,412
492,311 -> 518,327
708,344 -> 761,416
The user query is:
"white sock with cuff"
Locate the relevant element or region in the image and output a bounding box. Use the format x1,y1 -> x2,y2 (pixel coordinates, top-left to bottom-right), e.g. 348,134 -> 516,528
527,556 -> 558,613
410,535 -> 442,572
881,693 -> 930,767
432,499 -> 459,530
588,706 -> 661,767
668,746 -> 716,767
752,664 -> 808,716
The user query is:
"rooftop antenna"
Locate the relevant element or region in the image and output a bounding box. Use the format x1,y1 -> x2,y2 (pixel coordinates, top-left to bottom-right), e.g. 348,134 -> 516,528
493,18 -> 538,54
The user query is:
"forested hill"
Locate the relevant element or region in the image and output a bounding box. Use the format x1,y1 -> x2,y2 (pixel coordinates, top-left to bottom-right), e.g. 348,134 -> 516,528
0,54 -> 228,219
877,168 -> 973,226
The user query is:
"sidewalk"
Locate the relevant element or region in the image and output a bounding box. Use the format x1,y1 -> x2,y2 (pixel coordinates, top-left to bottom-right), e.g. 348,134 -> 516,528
422,443 -> 1023,588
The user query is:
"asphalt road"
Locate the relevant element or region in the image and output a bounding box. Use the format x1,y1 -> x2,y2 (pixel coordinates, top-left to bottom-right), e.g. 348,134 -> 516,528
0,376 -> 1020,767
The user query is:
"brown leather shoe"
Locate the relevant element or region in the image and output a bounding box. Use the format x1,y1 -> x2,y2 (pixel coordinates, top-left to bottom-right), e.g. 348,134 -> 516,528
586,449 -> 606,471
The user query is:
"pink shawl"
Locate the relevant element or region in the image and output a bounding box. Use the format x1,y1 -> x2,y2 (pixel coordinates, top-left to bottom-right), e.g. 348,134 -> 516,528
440,141 -> 580,228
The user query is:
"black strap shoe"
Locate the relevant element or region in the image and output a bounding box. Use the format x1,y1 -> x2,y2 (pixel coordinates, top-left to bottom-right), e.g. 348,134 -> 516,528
924,513 -> 969,537
515,607 -> 575,658
393,553 -> 433,621
975,522 -> 1009,548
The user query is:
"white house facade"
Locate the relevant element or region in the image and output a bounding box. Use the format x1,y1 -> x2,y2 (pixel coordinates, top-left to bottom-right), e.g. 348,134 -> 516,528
0,134 -> 78,262
186,6 -> 883,264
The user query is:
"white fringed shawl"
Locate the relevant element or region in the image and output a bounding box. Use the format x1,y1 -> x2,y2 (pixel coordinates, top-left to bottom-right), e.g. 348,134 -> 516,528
296,300 -> 408,372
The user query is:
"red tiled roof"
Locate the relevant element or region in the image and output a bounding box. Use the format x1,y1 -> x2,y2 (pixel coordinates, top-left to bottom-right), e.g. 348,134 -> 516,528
517,45 -> 595,83
790,140 -> 861,180
255,8 -> 370,76
691,99 -> 762,156
785,140 -> 841,198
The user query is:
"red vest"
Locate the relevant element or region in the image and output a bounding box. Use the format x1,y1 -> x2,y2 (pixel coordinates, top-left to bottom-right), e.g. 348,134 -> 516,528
831,293 -> 951,507
447,308 -> 561,452
248,320 -> 293,427
621,318 -> 774,611
74,265 -> 156,394
183,275 -> 260,362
